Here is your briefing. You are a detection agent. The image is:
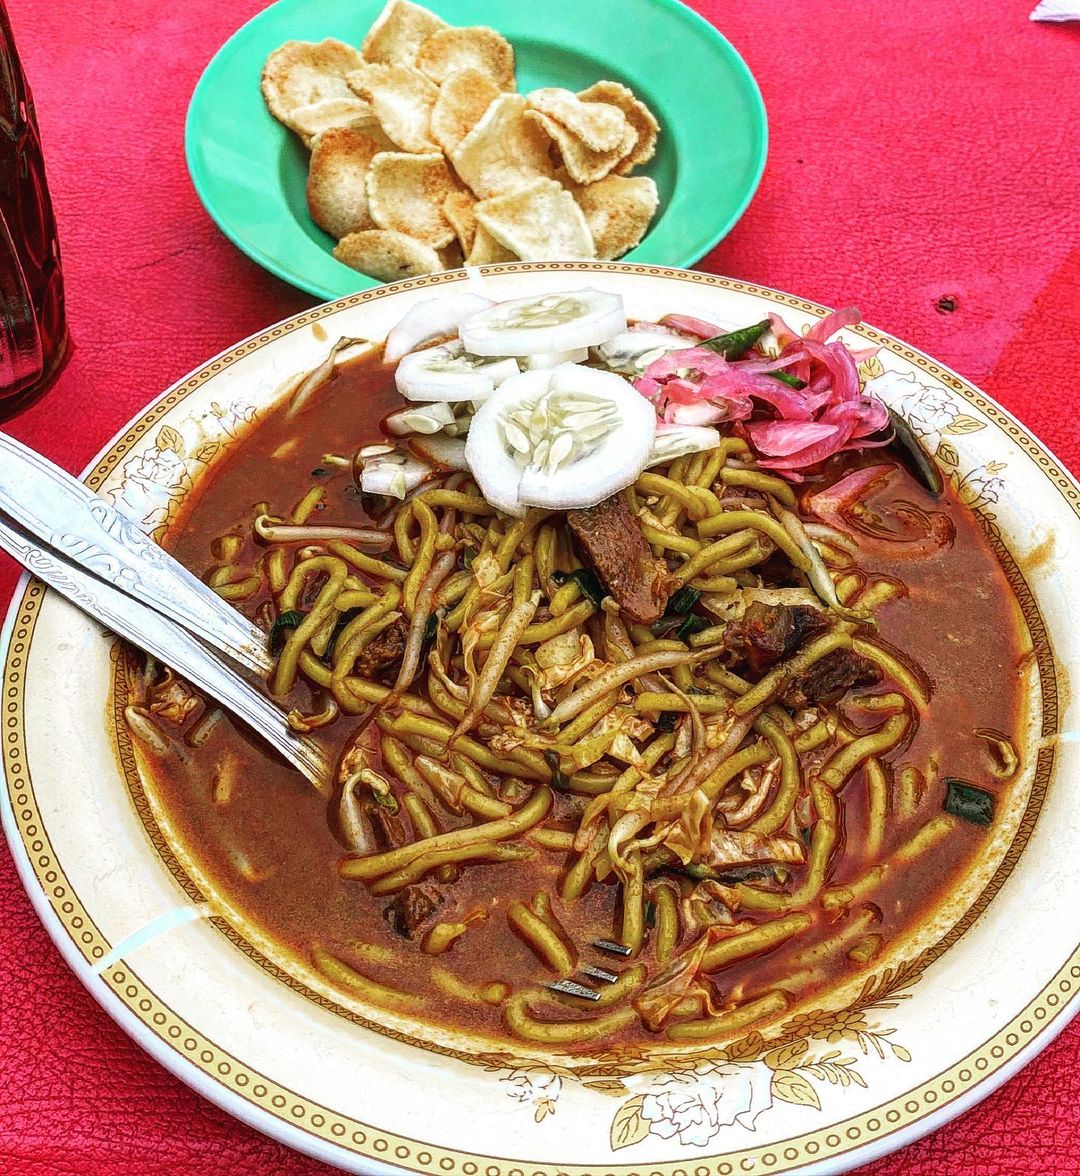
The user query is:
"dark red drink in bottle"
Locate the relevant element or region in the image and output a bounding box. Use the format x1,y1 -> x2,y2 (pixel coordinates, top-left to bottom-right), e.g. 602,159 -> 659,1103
0,1 -> 68,417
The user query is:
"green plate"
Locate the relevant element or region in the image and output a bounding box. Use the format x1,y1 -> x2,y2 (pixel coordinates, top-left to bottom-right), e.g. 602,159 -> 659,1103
185,0 -> 768,301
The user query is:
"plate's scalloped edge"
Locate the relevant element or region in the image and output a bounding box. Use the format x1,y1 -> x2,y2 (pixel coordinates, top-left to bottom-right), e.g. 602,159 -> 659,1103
4,263 -> 1080,1176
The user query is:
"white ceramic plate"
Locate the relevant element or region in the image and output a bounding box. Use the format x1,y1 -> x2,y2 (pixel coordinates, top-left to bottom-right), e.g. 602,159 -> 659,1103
3,263 -> 1079,1175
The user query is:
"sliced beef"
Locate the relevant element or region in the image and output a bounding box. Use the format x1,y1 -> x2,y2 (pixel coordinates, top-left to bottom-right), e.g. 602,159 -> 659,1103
354,616 -> 408,681
567,493 -> 675,625
726,602 -> 830,675
383,882 -> 443,939
781,648 -> 881,709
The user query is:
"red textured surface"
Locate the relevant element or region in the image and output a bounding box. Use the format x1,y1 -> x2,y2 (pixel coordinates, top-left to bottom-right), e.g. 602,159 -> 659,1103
2,0 -> 1079,1173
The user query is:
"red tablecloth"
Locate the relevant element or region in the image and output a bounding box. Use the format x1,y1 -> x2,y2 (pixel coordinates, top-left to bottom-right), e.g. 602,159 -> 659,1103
2,1 -> 1079,1173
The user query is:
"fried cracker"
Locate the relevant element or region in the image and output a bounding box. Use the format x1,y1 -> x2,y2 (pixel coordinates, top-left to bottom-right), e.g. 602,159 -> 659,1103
333,229 -> 443,281
307,126 -> 383,239
475,177 -> 595,260
366,152 -> 460,248
451,93 -> 558,199
361,0 -> 448,65
347,62 -> 440,152
417,26 -> 515,90
527,88 -> 627,152
574,174 -> 658,259
578,79 -> 660,171
431,67 -> 501,154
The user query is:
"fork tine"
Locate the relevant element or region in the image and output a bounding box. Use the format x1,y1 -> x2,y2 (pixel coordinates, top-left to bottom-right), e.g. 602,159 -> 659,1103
580,964 -> 620,984
591,938 -> 632,957
544,978 -> 600,1000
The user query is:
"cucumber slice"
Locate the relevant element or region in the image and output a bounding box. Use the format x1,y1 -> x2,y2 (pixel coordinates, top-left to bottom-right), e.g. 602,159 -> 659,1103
395,341 -> 520,402
465,363 -> 655,516
384,293 -> 492,363
459,289 -> 626,357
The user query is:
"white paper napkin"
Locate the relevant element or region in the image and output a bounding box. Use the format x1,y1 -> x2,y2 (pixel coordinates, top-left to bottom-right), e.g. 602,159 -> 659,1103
1031,0 -> 1080,21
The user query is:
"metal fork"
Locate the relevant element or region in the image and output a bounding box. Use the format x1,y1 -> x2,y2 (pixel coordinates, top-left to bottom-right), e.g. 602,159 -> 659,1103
546,940 -> 633,1000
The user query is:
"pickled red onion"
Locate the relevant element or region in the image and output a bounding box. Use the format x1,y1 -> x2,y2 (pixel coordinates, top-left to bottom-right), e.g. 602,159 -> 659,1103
634,305 -> 893,478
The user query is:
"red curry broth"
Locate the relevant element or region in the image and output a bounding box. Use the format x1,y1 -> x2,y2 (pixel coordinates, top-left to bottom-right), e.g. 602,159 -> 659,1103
141,352 -> 1028,1049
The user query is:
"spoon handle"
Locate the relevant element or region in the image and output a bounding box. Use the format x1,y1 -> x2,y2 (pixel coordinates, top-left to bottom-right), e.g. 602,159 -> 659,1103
0,432 -> 273,676
0,512 -> 330,793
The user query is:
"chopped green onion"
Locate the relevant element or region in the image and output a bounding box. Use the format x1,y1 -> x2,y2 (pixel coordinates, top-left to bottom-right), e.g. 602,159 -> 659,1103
462,546 -> 477,569
765,371 -> 807,390
683,862 -> 778,885
944,778 -> 994,826
423,613 -> 438,642
310,466 -> 328,477
644,899 -> 657,929
544,749 -> 571,792
675,614 -> 709,642
372,789 -> 399,812
323,607 -> 363,662
655,711 -> 679,733
698,320 -> 771,360
269,610 -> 306,654
887,406 -> 944,497
666,586 -> 702,615
651,586 -> 703,637
551,568 -> 605,609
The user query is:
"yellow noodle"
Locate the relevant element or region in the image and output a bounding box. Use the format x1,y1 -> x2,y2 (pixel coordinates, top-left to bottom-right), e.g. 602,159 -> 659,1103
328,540 -> 407,583
368,843 -> 532,893
621,853 -> 645,955
737,779 -> 837,912
530,827 -> 575,851
431,969 -> 510,1005
665,991 -> 789,1040
654,883 -> 680,963
636,473 -> 723,520
512,600 -> 595,646
504,995 -> 637,1044
557,964 -> 646,1010
748,714 -> 801,836
640,524 -> 701,555
634,691 -> 728,715
265,547 -> 288,593
864,757 -> 889,859
329,587 -> 402,682
848,935 -> 884,965
416,755 -> 511,820
310,946 -> 420,1010
818,713 -> 909,790
417,489 -> 493,514
507,900 -> 576,974
291,485 -> 325,524
732,631 -> 853,716
208,570 -> 262,600
272,557 -> 349,695
696,509 -> 811,571
699,913 -> 812,971
394,500 -> 417,563
674,529 -> 758,584
794,905 -> 880,965
897,764 -> 925,818
853,638 -> 930,708
332,589 -> 379,610
340,786 -> 552,880
719,467 -> 798,507
401,499 -> 438,616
